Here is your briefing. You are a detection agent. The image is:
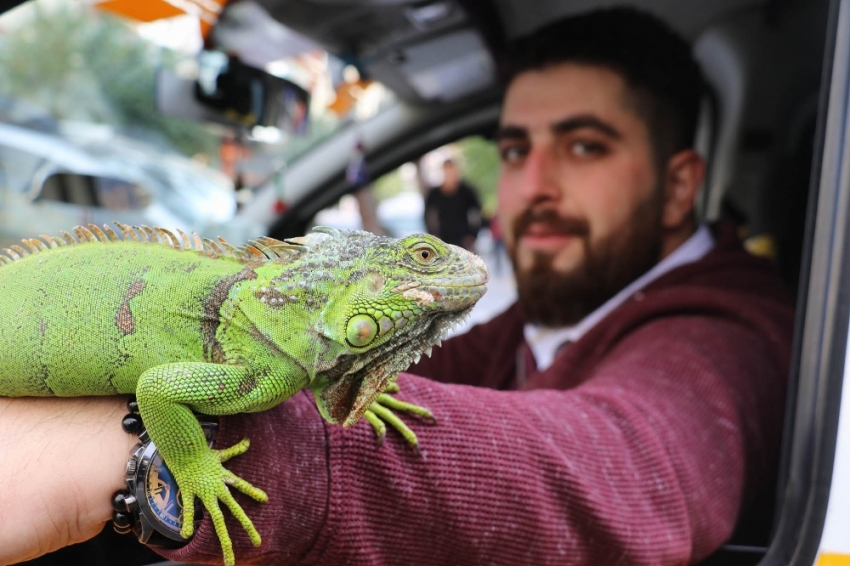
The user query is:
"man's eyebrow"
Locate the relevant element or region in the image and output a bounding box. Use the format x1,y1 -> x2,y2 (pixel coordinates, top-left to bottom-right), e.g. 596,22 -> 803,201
552,115 -> 622,139
495,125 -> 528,141
495,116 -> 622,142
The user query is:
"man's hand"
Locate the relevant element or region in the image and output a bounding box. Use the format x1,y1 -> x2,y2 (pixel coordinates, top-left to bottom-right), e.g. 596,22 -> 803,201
0,396 -> 134,565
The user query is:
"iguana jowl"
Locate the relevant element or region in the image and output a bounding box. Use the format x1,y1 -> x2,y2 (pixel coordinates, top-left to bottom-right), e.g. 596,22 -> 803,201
0,223 -> 489,565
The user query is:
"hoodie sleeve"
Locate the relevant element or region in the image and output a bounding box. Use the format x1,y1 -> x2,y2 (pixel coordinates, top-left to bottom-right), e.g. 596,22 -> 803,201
156,311 -> 786,565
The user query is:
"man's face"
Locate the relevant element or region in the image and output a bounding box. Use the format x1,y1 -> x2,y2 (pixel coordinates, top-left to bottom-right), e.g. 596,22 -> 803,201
497,63 -> 665,326
441,162 -> 460,193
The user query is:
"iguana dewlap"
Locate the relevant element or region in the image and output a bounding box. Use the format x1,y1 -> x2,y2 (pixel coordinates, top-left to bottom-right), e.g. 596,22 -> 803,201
0,223 -> 488,565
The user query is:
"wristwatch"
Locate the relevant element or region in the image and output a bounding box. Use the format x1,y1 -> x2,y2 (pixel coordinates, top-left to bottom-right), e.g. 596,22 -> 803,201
112,399 -> 218,548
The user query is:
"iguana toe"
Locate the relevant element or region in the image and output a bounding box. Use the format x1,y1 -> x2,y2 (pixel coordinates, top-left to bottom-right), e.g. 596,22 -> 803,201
367,401 -> 423,454
173,443 -> 266,564
361,384 -> 436,453
363,409 -> 387,446
217,438 -> 251,463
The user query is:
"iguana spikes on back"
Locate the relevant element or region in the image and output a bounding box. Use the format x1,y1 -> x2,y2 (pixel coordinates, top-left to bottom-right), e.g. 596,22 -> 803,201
0,222 -> 489,566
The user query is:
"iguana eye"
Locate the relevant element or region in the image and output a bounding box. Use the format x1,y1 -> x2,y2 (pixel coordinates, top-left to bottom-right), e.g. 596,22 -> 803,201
346,314 -> 378,347
411,245 -> 438,264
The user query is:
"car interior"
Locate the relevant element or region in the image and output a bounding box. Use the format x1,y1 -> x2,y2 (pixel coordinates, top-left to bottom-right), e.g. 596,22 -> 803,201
233,0 -> 826,297
13,0 -> 838,564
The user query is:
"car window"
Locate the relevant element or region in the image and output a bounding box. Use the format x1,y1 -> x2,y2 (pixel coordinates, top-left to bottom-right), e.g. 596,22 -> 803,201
0,0 -> 398,247
0,1 -> 240,241
38,173 -> 152,211
311,134 -> 512,335
313,134 -> 500,237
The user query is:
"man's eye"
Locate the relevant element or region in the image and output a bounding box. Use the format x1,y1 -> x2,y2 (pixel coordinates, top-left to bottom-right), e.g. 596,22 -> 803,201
499,144 -> 527,164
570,140 -> 607,157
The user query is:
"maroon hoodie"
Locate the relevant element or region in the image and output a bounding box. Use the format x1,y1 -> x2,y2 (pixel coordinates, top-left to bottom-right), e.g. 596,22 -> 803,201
160,223 -> 795,565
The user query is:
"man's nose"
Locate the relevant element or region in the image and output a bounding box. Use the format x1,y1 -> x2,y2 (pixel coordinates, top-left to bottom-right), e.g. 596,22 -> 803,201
520,146 -> 561,203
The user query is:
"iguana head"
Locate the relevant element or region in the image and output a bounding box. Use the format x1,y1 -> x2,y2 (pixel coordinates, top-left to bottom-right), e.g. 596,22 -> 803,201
297,227 -> 489,427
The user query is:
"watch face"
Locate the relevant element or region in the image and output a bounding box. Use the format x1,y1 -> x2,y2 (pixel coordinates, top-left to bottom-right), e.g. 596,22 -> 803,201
144,451 -> 185,532
134,422 -> 217,543
141,449 -> 202,539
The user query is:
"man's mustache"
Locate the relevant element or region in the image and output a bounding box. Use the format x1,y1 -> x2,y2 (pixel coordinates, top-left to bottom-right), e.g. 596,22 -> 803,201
512,209 -> 590,239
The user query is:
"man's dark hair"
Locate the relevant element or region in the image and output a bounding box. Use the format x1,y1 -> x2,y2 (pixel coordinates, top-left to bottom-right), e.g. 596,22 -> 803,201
502,7 -> 704,164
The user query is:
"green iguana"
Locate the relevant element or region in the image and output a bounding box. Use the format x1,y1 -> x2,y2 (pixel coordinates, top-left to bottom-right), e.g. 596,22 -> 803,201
0,223 -> 488,565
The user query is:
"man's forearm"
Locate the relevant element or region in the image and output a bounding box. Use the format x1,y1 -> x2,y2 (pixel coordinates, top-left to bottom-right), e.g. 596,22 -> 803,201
289,319 -> 764,564
0,396 -> 133,565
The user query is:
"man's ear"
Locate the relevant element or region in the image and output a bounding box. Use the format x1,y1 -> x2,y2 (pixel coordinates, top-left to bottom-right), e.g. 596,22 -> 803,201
661,149 -> 705,230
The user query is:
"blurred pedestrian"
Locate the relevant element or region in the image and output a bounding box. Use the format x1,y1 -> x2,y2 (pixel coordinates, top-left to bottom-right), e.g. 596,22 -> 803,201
423,158 -> 482,250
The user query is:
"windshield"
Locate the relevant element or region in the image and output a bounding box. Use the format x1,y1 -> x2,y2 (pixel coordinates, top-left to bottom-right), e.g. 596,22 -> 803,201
0,0 -> 394,246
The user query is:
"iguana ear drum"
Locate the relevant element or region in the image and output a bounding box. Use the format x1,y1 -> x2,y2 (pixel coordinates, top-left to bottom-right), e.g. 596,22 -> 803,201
346,314 -> 378,347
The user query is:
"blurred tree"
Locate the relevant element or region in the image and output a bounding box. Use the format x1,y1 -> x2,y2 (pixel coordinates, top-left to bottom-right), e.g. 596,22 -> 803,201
455,136 -> 499,217
373,167 -> 405,201
0,1 -> 217,156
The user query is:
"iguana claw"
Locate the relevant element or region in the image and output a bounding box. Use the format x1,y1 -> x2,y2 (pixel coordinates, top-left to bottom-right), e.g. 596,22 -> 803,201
363,384 -> 435,454
173,439 -> 267,566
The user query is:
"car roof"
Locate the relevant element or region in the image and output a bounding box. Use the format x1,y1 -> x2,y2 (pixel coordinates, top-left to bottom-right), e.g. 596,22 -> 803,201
249,0 -> 772,105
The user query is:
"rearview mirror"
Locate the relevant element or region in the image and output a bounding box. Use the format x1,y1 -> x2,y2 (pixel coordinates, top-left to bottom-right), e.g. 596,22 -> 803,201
157,51 -> 310,134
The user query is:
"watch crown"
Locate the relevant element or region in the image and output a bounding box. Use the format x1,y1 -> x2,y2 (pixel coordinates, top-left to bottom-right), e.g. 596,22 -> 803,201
126,459 -> 137,476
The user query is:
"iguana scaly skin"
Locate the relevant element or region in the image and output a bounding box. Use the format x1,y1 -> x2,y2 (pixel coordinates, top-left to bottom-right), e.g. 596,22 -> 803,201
0,223 -> 488,565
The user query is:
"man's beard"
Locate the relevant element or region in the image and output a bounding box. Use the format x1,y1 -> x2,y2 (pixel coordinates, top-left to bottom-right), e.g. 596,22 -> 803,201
509,189 -> 664,327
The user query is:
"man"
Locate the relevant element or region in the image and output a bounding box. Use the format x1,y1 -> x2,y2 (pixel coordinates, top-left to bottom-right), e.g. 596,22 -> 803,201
423,158 -> 482,250
0,7 -> 793,565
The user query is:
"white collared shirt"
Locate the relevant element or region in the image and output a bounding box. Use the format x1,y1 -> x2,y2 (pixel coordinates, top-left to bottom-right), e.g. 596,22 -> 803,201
523,225 -> 716,371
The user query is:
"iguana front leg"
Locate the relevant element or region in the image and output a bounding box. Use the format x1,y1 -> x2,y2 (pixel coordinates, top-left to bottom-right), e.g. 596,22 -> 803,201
136,362 -> 291,566
363,382 -> 435,454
